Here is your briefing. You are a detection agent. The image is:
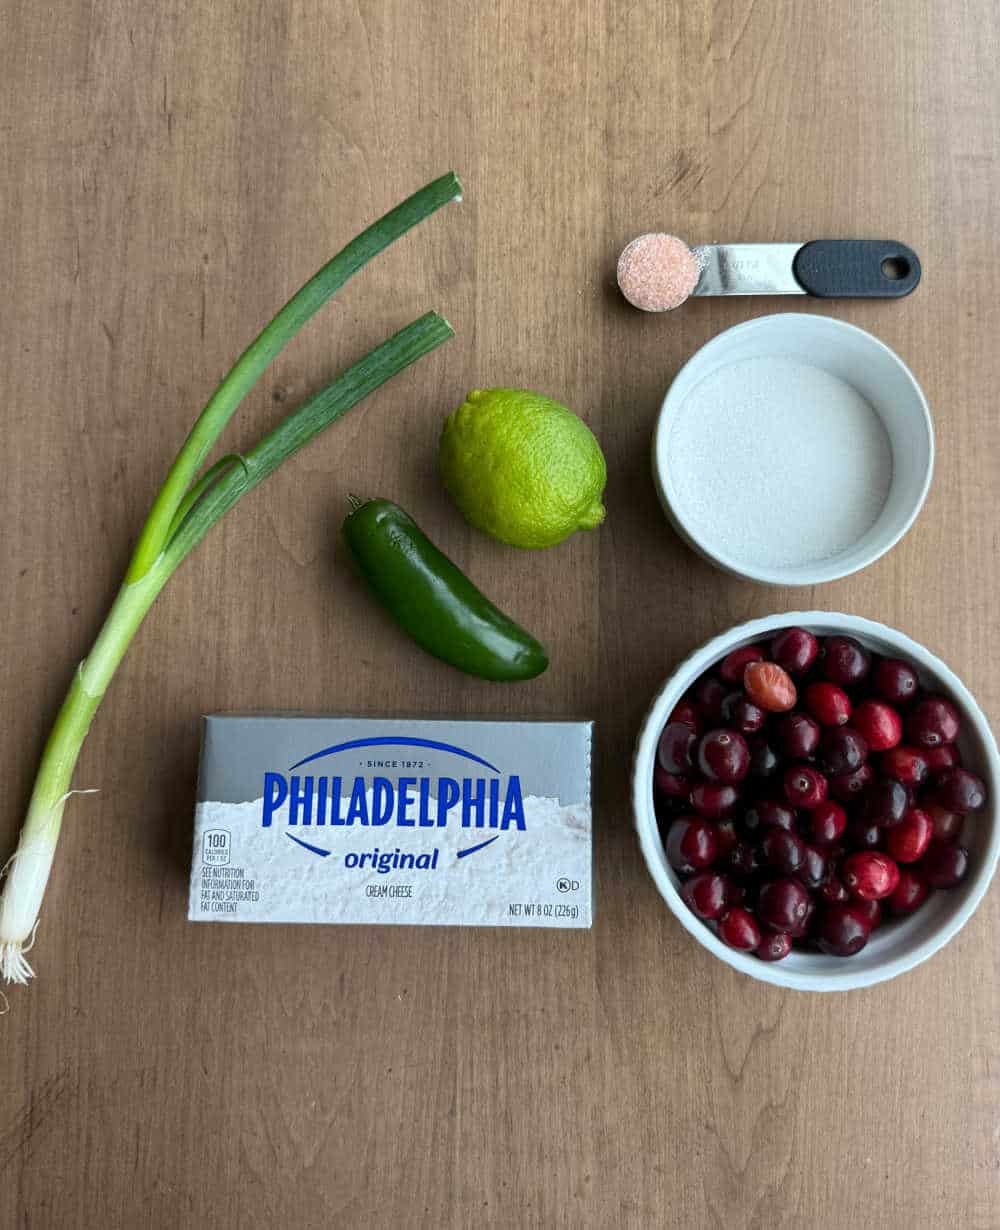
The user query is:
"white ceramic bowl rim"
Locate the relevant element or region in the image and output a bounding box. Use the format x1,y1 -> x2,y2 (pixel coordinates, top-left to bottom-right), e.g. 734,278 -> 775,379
633,612 -> 1000,991
652,314 -> 935,587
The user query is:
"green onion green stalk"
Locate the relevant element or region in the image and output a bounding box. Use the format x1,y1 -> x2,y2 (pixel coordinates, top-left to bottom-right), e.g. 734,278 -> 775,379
0,173 -> 461,985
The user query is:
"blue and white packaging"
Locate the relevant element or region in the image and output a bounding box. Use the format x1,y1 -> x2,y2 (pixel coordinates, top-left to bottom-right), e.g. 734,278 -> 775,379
189,715 -> 593,928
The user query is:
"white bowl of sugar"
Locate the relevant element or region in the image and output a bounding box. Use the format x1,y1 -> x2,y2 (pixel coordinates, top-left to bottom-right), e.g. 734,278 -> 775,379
653,314 -> 934,585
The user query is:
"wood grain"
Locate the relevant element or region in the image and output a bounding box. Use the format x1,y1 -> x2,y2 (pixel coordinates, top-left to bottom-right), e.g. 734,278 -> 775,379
1,1 -> 998,1226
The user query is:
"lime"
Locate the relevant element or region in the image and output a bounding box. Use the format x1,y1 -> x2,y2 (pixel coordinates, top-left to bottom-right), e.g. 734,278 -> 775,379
439,389 -> 607,549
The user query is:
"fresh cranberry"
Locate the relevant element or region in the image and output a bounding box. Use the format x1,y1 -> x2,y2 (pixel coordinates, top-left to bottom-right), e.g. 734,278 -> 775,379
728,840 -> 763,880
654,762 -> 691,798
863,778 -> 909,828
783,765 -> 828,809
852,700 -> 903,752
748,737 -> 779,779
934,766 -> 986,813
879,745 -> 929,788
819,875 -> 850,904
719,645 -> 764,685
845,818 -> 882,849
925,801 -> 964,843
925,744 -> 961,774
853,898 -> 883,929
697,729 -> 750,784
809,800 -> 847,845
919,842 -> 970,889
873,657 -> 920,706
691,676 -> 728,724
762,828 -> 807,875
658,722 -> 696,774
798,845 -> 828,890
777,712 -> 821,760
714,818 -> 739,858
804,682 -> 852,727
820,636 -> 871,686
756,931 -> 793,962
665,816 -> 718,872
771,627 -> 819,675
669,700 -> 703,734
743,661 -> 797,713
830,763 -> 874,804
722,692 -> 766,734
886,808 -> 934,864
887,868 -> 930,915
735,699 -> 767,734
816,903 -> 872,956
842,851 -> 900,900
690,782 -> 738,820
681,871 -> 730,920
743,800 -> 796,833
906,696 -> 961,748
818,727 -> 868,775
718,907 -> 762,951
757,878 -> 813,936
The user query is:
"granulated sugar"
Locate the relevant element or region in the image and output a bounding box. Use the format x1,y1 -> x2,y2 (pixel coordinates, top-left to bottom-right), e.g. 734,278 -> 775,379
667,356 -> 892,569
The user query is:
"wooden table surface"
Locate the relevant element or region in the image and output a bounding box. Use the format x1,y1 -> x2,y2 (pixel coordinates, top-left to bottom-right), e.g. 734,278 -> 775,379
2,2 -> 998,1227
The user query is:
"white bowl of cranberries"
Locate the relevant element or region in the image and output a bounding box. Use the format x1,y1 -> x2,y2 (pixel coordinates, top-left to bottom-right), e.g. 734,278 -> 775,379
633,613 -> 1000,990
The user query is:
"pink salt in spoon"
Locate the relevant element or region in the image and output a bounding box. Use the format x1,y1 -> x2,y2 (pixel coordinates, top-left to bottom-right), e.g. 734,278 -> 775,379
616,233 -> 921,312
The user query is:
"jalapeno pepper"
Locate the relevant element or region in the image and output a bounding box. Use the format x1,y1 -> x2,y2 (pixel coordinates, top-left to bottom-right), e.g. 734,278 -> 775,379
342,498 -> 548,681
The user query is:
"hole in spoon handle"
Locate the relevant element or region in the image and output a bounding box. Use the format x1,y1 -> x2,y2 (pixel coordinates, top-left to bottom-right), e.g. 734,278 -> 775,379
792,240 -> 921,298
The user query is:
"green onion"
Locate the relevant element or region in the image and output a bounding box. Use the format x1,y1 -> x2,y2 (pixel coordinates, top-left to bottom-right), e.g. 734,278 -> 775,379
0,175 -> 460,985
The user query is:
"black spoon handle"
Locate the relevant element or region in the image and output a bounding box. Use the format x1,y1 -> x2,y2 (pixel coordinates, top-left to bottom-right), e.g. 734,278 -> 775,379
792,240 -> 921,298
